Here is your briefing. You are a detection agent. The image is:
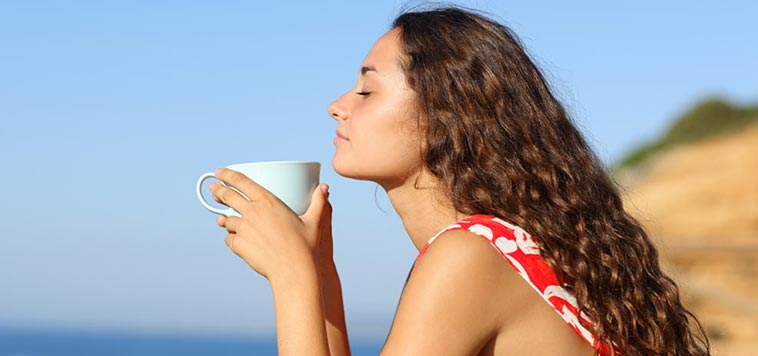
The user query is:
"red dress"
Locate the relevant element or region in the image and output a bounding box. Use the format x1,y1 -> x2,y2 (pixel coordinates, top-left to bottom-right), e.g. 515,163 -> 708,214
412,214 -> 620,356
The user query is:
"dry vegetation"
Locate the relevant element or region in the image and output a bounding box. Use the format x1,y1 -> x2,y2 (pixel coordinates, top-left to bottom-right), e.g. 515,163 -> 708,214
616,125 -> 758,355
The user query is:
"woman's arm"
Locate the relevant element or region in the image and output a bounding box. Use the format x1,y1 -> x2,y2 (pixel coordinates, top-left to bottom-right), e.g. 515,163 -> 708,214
269,258 -> 331,356
269,259 -> 351,356
269,252 -> 350,356
320,262 -> 351,356
311,187 -> 351,356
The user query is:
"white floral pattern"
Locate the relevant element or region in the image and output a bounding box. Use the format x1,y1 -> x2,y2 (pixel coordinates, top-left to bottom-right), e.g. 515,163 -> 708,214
467,224 -> 494,241
493,217 -> 540,255
494,236 -> 518,254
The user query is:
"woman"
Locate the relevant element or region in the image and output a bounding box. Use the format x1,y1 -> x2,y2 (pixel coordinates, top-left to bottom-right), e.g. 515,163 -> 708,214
208,5 -> 711,356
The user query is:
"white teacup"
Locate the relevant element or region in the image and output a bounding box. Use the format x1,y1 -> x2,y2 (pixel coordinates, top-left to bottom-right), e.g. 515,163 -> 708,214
196,161 -> 320,217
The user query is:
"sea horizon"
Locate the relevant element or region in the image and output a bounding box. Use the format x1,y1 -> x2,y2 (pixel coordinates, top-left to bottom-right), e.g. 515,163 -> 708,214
0,326 -> 383,356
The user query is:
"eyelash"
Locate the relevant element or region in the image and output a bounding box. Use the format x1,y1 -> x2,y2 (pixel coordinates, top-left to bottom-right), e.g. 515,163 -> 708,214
356,91 -> 372,96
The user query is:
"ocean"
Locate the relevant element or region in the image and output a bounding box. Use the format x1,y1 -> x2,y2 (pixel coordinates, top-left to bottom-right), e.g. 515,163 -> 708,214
0,328 -> 383,356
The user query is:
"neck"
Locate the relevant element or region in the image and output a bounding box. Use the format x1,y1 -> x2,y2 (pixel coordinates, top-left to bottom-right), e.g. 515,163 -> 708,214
380,170 -> 467,251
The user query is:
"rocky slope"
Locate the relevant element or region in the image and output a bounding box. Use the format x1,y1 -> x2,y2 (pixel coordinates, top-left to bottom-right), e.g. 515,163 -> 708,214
616,124 -> 758,356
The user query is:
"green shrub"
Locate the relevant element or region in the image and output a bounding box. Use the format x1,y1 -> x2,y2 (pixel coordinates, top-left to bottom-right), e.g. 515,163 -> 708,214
613,97 -> 758,171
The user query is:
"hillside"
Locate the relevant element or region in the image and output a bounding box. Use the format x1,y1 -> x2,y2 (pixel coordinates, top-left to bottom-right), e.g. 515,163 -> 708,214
617,124 -> 758,243
614,97 -> 758,171
614,110 -> 757,355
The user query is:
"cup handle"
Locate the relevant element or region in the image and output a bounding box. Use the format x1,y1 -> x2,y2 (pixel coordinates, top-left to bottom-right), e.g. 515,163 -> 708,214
196,172 -> 237,217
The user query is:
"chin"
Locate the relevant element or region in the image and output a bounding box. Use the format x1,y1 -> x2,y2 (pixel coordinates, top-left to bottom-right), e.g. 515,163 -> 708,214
332,156 -> 380,182
332,155 -> 354,178
332,157 -> 360,180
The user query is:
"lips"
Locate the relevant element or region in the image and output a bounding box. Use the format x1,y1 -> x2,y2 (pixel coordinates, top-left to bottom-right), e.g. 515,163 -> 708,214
333,130 -> 350,145
336,130 -> 349,140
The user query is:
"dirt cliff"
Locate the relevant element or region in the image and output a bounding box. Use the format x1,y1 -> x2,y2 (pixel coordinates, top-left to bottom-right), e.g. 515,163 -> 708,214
616,124 -> 758,356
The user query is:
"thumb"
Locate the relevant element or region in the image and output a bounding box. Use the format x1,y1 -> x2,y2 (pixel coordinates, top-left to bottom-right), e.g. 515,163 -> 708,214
302,183 -> 330,223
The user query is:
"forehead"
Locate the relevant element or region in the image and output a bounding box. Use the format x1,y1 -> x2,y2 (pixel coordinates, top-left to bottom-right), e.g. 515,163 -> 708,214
360,28 -> 403,74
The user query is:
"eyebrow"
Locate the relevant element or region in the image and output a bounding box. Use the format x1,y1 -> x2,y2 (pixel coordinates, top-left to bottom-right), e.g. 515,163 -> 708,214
360,65 -> 377,76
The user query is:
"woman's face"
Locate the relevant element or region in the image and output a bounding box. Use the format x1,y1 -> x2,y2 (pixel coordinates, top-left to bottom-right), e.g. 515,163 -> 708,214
328,28 -> 423,188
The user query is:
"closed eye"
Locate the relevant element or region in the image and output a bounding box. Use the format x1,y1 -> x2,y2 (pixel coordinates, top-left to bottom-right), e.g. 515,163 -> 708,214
356,91 -> 372,96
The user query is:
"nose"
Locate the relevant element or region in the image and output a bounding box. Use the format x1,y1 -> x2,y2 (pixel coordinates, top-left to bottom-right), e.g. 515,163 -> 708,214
328,90 -> 351,122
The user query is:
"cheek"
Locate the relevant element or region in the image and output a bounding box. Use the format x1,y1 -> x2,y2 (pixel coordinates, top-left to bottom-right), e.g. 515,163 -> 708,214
359,124 -> 421,170
352,112 -> 413,155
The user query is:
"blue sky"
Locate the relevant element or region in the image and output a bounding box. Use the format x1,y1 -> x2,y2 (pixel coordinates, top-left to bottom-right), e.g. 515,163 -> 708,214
1,0 -> 755,342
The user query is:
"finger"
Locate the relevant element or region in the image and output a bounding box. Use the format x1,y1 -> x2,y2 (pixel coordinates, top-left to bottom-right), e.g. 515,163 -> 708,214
210,183 -> 225,204
224,232 -> 247,258
215,168 -> 274,203
224,233 -> 237,250
211,182 -> 251,216
223,215 -> 243,233
209,182 -> 228,205
302,183 -> 330,223
321,196 -> 333,232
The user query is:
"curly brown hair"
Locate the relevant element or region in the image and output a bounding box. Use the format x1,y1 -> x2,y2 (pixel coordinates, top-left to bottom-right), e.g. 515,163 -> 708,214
391,5 -> 711,356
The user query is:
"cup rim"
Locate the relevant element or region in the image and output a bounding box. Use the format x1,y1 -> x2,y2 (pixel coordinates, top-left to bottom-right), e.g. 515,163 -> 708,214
227,161 -> 319,168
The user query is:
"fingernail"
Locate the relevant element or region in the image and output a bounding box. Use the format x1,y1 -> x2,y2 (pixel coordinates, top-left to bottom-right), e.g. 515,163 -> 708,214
214,168 -> 222,176
320,184 -> 329,194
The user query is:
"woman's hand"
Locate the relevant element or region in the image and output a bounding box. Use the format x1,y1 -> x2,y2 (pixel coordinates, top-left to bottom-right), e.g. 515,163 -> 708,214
309,185 -> 335,271
209,168 -> 332,281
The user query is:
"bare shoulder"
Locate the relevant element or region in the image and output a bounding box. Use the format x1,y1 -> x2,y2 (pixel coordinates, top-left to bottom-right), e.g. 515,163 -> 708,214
380,229 -> 528,356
